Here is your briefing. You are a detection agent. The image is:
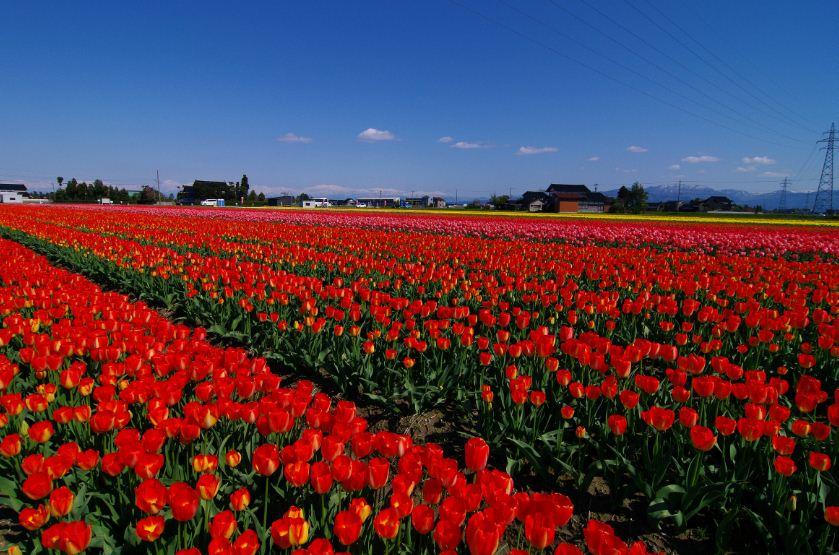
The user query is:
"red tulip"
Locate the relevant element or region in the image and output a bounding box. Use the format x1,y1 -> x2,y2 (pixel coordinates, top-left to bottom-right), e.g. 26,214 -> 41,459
373,508 -> 400,540
0,433 -> 21,457
642,407 -> 674,432
826,506 -> 839,527
310,460 -> 333,494
22,472 -> 53,500
466,511 -> 501,555
169,482 -> 200,522
233,529 -> 260,555
136,515 -> 166,542
48,486 -> 75,517
196,473 -> 221,500
252,444 -> 280,476
678,407 -> 699,429
18,504 -> 49,531
433,518 -> 462,551
365,457 -> 389,489
333,510 -> 362,546
773,456 -> 797,477
41,520 -> 92,555
210,510 -> 237,540
225,449 -> 242,468
465,437 -> 490,472
29,421 -> 54,443
809,452 -> 832,472
714,415 -> 736,436
690,426 -> 716,452
283,460 -> 310,487
230,487 -> 251,511
607,415 -> 627,436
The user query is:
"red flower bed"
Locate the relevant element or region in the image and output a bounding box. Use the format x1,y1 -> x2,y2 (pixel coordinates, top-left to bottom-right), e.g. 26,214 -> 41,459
0,237 -> 658,553
0,204 -> 836,552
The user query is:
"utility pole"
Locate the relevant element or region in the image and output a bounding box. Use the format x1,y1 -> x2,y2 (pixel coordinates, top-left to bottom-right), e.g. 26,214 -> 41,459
676,179 -> 682,211
812,122 -> 835,215
455,189 -> 458,204
778,177 -> 789,212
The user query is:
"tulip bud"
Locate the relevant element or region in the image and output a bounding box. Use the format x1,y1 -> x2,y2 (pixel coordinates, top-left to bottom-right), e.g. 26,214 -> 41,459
230,487 -> 251,511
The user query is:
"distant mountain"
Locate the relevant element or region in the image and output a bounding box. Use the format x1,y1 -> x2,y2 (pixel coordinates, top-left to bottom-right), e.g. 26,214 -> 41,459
601,184 -> 838,211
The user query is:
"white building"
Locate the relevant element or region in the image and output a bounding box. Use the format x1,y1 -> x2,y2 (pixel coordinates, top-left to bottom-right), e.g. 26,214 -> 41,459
302,198 -> 332,208
0,192 -> 22,203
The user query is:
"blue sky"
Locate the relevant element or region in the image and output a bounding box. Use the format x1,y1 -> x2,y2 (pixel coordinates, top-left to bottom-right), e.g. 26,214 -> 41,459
1,1 -> 836,198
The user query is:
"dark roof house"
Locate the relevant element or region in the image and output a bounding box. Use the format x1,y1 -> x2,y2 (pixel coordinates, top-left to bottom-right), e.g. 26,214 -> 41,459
703,196 -> 733,211
545,184 -> 612,212
0,183 -> 27,192
546,184 -> 589,194
267,195 -> 296,207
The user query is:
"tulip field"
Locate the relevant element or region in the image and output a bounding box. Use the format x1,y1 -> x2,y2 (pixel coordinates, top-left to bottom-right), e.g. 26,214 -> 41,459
0,205 -> 836,554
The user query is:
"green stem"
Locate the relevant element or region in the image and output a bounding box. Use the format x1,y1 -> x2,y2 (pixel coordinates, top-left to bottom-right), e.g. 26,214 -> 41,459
262,475 -> 270,554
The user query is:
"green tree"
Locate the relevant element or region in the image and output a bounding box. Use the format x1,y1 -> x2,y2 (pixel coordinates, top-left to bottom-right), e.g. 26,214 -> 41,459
610,183 -> 647,213
489,194 -> 509,209
627,182 -> 648,213
241,174 -> 249,200
138,186 -> 158,204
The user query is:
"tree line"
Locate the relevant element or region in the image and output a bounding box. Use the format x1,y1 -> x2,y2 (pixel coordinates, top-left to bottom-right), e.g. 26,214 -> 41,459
178,175 -> 268,206
49,177 -> 168,204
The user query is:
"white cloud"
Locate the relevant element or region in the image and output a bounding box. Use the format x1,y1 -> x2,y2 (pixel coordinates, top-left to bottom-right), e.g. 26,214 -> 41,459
304,184 -> 447,198
277,132 -> 313,144
735,166 -> 755,173
517,145 -> 558,155
307,184 -> 351,195
761,171 -> 788,178
627,145 -> 648,153
451,141 -> 491,149
668,164 -> 681,171
587,156 -> 600,162
681,155 -> 719,163
357,128 -> 396,142
162,179 -> 184,192
438,136 -> 454,144
741,156 -> 775,165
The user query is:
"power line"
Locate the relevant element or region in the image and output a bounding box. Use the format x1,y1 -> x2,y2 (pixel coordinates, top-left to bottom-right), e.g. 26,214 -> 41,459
644,177 -> 820,186
683,4 -> 823,131
448,0 -> 808,150
626,0 -> 820,135
787,141 -> 821,190
777,177 -> 789,211
547,0 -> 811,144
812,123 -> 835,214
